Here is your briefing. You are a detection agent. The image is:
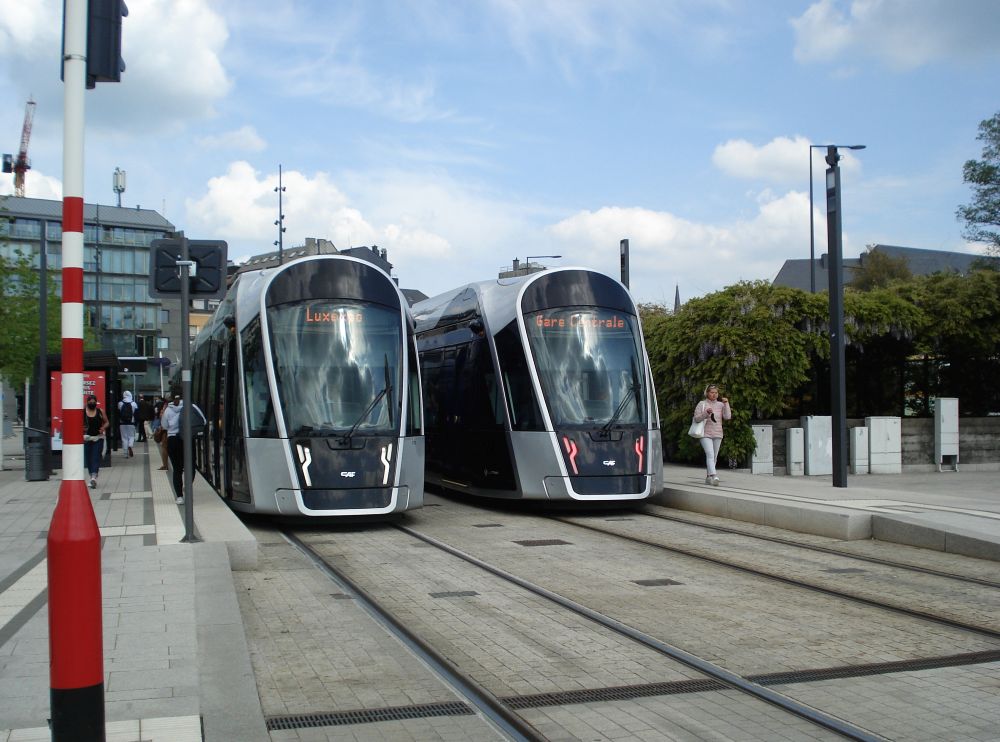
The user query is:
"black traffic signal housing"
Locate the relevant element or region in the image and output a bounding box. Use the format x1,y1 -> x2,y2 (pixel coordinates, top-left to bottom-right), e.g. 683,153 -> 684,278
86,0 -> 128,88
149,238 -> 228,300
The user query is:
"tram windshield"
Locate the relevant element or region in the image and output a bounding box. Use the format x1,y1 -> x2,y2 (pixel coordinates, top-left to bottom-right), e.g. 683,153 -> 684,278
524,307 -> 646,429
268,301 -> 402,437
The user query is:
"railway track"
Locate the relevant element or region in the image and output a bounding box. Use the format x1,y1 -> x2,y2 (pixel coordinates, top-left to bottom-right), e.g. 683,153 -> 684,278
552,513 -> 1000,641
639,506 -> 1000,589
280,529 -> 543,742
280,524 -> 887,741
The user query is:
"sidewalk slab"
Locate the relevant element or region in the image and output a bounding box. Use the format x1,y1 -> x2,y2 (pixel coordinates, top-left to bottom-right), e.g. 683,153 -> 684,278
0,435 -> 268,741
658,463 -> 1000,561
662,486 -> 873,541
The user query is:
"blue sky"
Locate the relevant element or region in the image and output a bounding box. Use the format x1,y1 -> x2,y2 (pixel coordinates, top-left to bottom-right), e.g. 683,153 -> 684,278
2,0 -> 999,304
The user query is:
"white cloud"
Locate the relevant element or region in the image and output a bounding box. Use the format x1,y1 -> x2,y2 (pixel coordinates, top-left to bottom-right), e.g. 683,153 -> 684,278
546,190 -> 851,302
0,169 -> 62,200
183,163 -> 461,279
714,136 -> 864,185
0,0 -> 231,131
184,159 -> 858,305
791,0 -> 1000,70
197,126 -> 267,152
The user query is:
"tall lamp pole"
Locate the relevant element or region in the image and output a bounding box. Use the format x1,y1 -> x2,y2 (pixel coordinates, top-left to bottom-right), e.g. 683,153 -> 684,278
809,144 -> 864,293
274,164 -> 286,265
824,144 -> 865,488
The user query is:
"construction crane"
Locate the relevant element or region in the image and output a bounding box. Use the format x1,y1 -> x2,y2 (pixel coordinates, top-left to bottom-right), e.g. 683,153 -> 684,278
2,98 -> 36,197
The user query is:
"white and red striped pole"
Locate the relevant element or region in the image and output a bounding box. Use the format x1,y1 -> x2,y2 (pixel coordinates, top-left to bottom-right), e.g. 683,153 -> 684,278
48,0 -> 105,738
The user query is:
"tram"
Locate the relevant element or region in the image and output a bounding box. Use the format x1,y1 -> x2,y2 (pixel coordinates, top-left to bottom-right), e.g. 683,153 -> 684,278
412,267 -> 662,501
189,255 -> 424,517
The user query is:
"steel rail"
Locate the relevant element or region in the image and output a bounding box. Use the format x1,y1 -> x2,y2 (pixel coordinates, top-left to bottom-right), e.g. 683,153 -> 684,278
281,530 -> 545,742
558,517 -> 1000,641
396,524 -> 886,742
639,508 -> 1000,589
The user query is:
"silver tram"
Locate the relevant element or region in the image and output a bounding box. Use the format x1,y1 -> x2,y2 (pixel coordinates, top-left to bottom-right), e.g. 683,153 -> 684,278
190,255 -> 424,517
412,267 -> 663,501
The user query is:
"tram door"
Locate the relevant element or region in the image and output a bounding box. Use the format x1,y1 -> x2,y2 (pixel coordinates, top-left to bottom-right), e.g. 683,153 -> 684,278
223,334 -> 251,502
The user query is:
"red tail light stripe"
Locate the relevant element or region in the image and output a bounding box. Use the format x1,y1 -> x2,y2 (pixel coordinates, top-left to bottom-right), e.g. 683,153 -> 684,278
562,436 -> 579,475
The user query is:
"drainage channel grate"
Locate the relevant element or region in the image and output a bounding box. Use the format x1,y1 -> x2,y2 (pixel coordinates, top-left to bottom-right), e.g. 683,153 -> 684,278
633,578 -> 683,587
514,539 -> 572,547
751,649 -> 1000,685
504,678 -> 726,709
429,590 -> 480,598
503,649 -> 1000,710
266,701 -> 473,730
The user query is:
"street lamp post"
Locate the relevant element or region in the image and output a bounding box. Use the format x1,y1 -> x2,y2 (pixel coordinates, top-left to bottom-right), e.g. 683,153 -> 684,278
809,144 -> 864,293
525,255 -> 561,272
824,144 -> 864,488
274,164 -> 286,265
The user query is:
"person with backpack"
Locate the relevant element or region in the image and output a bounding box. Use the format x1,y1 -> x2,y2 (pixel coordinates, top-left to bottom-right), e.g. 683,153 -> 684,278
118,390 -> 138,458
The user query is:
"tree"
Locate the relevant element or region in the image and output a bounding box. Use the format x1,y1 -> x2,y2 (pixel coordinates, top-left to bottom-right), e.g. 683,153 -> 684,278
957,111 -> 1000,256
642,280 -> 926,466
850,245 -> 912,291
644,281 -> 829,466
891,268 -> 1000,413
0,247 -> 65,387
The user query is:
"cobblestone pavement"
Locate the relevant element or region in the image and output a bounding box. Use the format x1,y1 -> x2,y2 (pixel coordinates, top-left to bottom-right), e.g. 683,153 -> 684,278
237,490 -> 1000,741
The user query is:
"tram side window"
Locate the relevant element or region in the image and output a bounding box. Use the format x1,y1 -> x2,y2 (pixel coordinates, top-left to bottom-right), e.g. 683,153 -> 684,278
419,349 -> 442,430
242,317 -> 277,437
494,321 -> 544,431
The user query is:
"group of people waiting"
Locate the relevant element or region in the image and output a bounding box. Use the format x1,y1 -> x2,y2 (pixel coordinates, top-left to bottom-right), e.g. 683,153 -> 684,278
82,390 -> 203,504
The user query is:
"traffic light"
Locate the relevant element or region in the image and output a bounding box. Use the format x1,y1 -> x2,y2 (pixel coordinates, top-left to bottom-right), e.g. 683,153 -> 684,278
86,0 -> 128,88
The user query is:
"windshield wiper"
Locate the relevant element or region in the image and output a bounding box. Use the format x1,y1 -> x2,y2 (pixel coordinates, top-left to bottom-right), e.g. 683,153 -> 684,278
344,387 -> 388,441
383,353 -> 394,426
602,357 -> 641,431
345,356 -> 394,440
603,390 -> 635,431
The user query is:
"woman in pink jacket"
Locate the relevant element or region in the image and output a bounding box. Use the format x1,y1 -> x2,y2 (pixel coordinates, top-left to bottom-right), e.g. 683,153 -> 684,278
693,384 -> 731,485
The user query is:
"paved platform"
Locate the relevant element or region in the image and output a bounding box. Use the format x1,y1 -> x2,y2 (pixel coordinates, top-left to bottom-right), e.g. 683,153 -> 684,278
0,427 -> 267,742
657,463 -> 1000,561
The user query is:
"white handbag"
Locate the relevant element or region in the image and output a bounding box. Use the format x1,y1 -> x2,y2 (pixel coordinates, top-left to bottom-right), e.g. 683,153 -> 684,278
688,417 -> 706,439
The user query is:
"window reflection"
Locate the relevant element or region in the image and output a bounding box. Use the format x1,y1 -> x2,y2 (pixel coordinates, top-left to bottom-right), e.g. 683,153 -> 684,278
268,302 -> 402,436
525,308 -> 645,428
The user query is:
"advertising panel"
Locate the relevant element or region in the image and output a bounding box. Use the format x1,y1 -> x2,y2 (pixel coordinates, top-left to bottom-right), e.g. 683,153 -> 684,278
50,371 -> 107,451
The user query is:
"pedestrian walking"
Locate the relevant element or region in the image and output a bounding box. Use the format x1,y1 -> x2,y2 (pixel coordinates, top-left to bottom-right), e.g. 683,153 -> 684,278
136,394 -> 153,442
163,392 -> 207,504
692,384 -> 731,486
154,398 -> 169,470
83,394 -> 109,489
118,390 -> 138,457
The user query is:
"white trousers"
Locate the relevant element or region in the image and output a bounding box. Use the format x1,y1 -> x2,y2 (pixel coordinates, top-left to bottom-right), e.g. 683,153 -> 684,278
120,424 -> 137,450
700,436 -> 722,476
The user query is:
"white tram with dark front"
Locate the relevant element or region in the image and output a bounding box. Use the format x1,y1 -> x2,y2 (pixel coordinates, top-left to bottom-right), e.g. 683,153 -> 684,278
412,267 -> 663,502
190,255 -> 424,517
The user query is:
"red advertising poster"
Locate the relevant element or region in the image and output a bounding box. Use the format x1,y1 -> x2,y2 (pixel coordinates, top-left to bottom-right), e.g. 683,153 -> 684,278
50,371 -> 106,451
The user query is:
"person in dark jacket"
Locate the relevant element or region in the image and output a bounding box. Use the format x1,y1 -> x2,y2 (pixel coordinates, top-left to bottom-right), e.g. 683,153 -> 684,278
136,394 -> 153,442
